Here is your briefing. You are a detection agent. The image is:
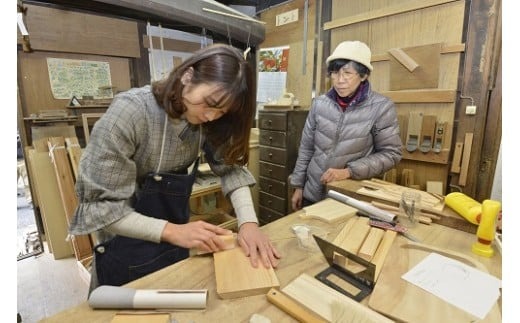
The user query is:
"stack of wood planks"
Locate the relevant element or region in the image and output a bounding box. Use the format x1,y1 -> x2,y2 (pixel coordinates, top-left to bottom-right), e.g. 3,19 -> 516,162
25,136 -> 93,284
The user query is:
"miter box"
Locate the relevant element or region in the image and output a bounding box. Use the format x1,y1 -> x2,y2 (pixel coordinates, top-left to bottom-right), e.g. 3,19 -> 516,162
465,105 -> 477,115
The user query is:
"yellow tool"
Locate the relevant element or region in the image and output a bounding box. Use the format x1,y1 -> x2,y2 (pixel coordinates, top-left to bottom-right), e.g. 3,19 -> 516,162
472,200 -> 501,257
445,192 -> 501,257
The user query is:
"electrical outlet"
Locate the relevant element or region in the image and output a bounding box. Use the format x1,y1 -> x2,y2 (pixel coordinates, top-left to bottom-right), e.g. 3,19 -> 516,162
465,105 -> 477,115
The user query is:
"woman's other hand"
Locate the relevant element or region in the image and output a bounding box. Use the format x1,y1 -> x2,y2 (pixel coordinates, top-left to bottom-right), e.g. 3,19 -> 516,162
237,222 -> 281,269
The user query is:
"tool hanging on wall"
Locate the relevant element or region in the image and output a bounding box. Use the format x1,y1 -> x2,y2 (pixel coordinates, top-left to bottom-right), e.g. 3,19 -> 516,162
405,111 -> 423,152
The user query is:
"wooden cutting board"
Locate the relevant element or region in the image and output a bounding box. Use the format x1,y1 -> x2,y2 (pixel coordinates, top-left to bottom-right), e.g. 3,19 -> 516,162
214,247 -> 280,299
368,241 -> 502,322
301,198 -> 358,223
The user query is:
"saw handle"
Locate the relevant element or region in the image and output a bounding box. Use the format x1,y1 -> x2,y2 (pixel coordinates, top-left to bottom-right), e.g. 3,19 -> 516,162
266,288 -> 327,323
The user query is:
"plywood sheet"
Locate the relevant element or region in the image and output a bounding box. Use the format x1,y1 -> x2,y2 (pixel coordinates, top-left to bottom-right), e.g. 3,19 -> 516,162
301,198 -> 358,223
214,247 -> 280,299
27,149 -> 74,259
368,241 -> 501,322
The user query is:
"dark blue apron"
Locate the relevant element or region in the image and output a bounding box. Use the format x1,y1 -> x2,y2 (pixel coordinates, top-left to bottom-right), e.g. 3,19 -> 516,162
94,158 -> 200,286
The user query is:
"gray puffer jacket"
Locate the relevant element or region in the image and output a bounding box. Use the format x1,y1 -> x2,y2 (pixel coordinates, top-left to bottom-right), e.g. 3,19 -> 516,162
290,86 -> 402,202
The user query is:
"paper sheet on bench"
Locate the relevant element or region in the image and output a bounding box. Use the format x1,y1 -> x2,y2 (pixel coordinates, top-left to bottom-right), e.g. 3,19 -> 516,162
402,252 -> 501,319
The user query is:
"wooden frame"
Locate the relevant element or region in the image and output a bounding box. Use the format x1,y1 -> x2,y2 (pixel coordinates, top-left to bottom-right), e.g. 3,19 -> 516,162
81,113 -> 104,144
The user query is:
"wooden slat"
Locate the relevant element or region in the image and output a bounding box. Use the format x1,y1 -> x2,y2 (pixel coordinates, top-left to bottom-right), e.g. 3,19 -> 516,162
301,198 -> 358,223
143,35 -> 201,53
48,137 -> 92,261
450,142 -> 464,173
388,48 -> 419,72
81,113 -> 104,144
358,227 -> 385,261
458,133 -> 474,186
266,288 -> 328,323
371,230 -> 397,280
65,137 -> 82,181
381,89 -> 456,103
332,217 -> 371,268
323,0 -> 460,30
371,43 -> 465,62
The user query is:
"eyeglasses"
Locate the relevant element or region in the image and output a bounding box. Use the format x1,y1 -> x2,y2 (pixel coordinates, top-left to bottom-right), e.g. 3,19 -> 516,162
329,68 -> 359,80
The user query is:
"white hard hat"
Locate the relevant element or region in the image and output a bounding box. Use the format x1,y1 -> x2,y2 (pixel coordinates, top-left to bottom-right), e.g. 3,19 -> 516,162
326,41 -> 373,71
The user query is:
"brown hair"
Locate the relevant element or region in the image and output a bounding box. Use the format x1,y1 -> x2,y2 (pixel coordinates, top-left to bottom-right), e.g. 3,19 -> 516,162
152,44 -> 255,165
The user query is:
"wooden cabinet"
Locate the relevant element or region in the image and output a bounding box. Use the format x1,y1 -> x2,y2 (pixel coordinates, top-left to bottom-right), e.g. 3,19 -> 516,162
257,109 -> 308,225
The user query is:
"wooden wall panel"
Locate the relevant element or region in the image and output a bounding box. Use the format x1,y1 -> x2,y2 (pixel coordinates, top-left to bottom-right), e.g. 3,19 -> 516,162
259,0 -> 317,108
18,51 -> 131,116
18,4 -> 140,58
325,0 -> 466,190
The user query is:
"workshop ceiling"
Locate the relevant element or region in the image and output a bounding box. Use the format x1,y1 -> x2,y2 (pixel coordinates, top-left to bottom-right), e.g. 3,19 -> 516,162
23,0 -> 290,46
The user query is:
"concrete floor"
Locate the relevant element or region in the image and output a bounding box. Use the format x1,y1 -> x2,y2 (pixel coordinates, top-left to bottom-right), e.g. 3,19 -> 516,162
17,186 -> 89,323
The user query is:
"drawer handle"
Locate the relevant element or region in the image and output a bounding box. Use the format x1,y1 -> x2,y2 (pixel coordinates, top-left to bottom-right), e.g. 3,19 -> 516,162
268,200 -> 272,205
268,169 -> 273,174
268,184 -> 272,191
268,120 -> 272,125
269,136 -> 273,142
268,153 -> 273,158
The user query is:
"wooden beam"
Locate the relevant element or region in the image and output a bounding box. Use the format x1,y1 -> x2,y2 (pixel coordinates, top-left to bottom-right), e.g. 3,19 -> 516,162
381,89 -> 456,103
323,0 -> 460,30
372,43 -> 465,62
143,36 -> 202,53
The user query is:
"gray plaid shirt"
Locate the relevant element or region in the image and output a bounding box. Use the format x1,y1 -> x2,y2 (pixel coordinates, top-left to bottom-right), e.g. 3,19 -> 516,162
69,85 -> 255,235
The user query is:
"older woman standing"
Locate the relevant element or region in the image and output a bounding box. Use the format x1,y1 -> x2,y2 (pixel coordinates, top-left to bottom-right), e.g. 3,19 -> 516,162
290,40 -> 402,210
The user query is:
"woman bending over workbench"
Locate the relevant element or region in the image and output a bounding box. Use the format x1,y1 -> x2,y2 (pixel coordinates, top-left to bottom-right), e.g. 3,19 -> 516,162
69,44 -> 281,292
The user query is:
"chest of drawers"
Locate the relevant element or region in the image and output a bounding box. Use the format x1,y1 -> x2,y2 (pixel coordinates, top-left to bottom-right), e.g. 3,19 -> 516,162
257,109 -> 308,224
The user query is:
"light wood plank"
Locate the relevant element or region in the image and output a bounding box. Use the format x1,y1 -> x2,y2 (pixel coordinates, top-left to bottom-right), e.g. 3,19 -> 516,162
358,227 -> 385,261
371,230 -> 397,280
381,89 -> 456,103
301,198 -> 358,223
214,247 -> 279,299
458,132 -> 474,186
27,149 -> 74,259
65,137 -> 82,181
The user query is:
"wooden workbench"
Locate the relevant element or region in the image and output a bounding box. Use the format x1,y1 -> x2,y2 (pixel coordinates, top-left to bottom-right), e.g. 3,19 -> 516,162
41,181 -> 501,322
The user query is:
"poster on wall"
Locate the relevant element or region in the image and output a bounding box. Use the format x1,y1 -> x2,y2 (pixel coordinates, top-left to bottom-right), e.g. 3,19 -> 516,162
256,46 -> 290,103
47,58 -> 113,100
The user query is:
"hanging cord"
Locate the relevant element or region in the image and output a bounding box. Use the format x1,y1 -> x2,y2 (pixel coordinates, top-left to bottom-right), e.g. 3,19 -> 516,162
200,28 -> 208,49
48,143 -> 65,164
147,21 -> 157,82
226,24 -> 232,45
198,124 -> 202,158
153,117 -> 169,181
243,27 -> 251,60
